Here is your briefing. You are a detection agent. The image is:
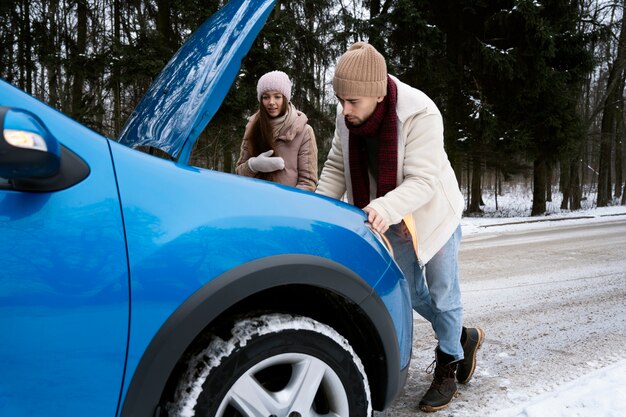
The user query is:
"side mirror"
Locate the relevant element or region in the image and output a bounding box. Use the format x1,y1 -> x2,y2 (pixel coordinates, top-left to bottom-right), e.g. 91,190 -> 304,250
0,107 -> 61,180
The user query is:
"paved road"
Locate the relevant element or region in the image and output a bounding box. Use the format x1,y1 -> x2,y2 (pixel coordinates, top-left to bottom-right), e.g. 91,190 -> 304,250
375,218 -> 626,416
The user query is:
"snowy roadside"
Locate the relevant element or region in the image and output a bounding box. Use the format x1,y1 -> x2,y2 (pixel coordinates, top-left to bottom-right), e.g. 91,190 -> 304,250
461,205 -> 626,417
489,358 -> 626,417
461,205 -> 626,238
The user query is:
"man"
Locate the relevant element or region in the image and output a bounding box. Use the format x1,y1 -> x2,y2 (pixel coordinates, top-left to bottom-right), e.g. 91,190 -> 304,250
316,42 -> 484,412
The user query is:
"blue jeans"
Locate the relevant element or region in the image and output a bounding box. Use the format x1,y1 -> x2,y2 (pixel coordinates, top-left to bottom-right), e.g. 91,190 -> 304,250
386,222 -> 464,360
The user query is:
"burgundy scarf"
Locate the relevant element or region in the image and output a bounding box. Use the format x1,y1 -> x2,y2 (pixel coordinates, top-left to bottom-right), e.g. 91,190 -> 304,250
347,76 -> 398,209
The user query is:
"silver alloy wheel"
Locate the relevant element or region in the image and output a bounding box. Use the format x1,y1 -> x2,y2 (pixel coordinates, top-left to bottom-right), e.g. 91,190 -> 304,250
167,314 -> 371,417
216,352 -> 349,417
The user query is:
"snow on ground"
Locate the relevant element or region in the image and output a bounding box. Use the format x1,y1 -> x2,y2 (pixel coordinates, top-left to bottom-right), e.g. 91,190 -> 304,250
489,359 -> 626,417
461,188 -> 626,236
460,191 -> 626,417
462,202 -> 626,237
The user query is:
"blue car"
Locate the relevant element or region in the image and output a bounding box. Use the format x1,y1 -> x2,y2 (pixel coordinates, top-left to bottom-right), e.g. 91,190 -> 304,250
0,1 -> 412,416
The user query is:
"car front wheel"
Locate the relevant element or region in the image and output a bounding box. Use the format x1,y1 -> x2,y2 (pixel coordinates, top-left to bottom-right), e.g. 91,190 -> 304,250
167,313 -> 371,417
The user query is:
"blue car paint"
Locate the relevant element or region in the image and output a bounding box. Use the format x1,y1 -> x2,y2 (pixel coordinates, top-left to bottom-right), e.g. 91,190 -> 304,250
118,0 -> 276,163
0,96 -> 412,414
0,0 -> 413,414
109,139 -> 412,395
0,81 -> 129,416
0,80 -> 413,417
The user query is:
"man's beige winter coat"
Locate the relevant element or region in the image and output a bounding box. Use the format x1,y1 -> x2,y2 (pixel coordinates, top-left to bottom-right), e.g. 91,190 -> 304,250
316,76 -> 464,264
236,103 -> 318,191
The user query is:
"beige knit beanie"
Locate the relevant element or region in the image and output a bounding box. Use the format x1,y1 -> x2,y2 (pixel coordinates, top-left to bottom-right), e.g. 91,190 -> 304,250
333,42 -> 387,97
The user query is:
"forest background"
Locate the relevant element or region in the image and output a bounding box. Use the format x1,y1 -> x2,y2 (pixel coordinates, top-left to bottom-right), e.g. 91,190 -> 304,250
1,0 -> 625,216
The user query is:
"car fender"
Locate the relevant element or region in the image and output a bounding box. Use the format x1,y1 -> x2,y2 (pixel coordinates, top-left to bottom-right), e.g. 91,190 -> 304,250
120,254 -> 401,417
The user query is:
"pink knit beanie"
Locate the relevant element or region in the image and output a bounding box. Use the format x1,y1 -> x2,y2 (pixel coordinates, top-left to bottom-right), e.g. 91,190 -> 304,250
257,70 -> 292,102
333,42 -> 387,97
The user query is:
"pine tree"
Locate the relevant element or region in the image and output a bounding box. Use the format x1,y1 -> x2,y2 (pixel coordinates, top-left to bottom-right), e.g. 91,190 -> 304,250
475,0 -> 592,215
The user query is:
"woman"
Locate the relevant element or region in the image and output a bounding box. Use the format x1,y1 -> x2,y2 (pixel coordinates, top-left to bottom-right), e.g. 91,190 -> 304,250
235,71 -> 318,191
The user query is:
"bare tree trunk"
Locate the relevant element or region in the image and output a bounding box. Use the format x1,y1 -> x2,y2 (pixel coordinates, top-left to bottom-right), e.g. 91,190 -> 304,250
564,150 -> 583,211
71,0 -> 87,120
466,159 -> 470,211
113,0 -> 122,136
620,114 -> 626,205
157,0 -> 175,52
23,0 -> 32,94
598,108 -> 615,206
615,77 -> 624,199
46,0 -> 59,108
598,1 -> 626,206
615,134 -> 623,200
468,155 -> 483,214
495,168 -> 499,211
570,160 -> 582,210
532,157 -> 547,216
13,0 -> 33,93
223,146 -> 232,173
546,162 -> 553,202
15,1 -> 25,91
560,156 -> 571,210
368,0 -> 383,51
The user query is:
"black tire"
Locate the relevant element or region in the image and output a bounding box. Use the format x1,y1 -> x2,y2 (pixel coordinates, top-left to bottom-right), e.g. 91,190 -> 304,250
167,313 -> 371,417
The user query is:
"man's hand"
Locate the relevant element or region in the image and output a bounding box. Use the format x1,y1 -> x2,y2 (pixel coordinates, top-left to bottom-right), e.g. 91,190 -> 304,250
363,206 -> 388,234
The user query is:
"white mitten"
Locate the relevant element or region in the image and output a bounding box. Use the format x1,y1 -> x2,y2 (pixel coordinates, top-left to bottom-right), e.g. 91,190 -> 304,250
247,150 -> 285,173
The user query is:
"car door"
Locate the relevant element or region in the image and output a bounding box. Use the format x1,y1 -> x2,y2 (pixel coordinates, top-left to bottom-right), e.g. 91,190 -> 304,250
0,81 -> 129,417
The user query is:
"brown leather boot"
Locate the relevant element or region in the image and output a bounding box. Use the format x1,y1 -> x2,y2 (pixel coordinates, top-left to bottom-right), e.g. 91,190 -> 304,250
418,348 -> 458,412
456,327 -> 485,384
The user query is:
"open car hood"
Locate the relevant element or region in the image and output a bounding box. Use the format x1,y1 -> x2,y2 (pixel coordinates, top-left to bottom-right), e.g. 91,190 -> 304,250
118,0 -> 275,164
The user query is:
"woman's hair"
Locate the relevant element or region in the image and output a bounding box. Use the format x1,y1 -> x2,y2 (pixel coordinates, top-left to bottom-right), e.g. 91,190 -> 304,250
248,96 -> 288,156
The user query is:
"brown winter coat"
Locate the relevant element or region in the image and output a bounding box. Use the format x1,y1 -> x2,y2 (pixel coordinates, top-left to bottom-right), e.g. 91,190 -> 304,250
235,103 -> 318,191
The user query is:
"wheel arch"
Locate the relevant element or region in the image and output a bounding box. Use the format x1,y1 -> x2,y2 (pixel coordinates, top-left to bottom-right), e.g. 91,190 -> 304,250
120,254 -> 402,417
